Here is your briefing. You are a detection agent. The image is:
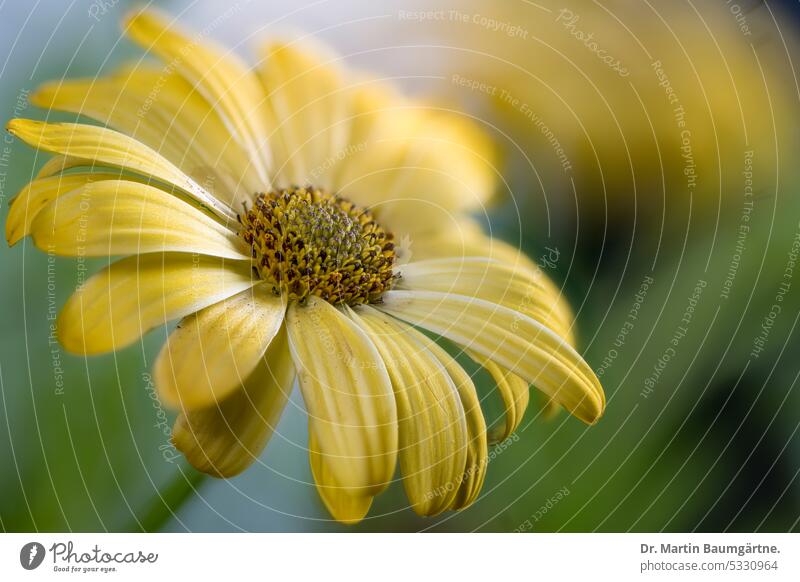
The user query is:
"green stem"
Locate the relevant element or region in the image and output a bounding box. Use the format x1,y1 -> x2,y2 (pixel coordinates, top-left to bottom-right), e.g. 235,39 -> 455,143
132,467 -> 206,532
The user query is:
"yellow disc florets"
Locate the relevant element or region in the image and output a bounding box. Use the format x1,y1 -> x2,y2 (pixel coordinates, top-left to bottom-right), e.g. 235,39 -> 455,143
239,186 -> 397,305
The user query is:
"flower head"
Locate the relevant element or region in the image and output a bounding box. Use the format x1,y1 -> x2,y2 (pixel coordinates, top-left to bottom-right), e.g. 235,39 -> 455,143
6,9 -> 604,524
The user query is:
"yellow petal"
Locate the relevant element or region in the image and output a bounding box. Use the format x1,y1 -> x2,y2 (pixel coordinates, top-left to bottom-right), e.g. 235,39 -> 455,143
399,254 -> 563,437
469,352 -> 529,443
7,173 -> 123,245
31,65 -> 264,200
30,179 -> 248,260
350,305 -> 468,516
58,253 -> 256,355
378,290 -> 605,424
6,119 -> 235,224
410,334 -> 488,510
258,40 -> 350,186
30,77 -> 202,185
332,83 -> 496,232
124,8 -> 270,185
410,222 -> 576,346
286,296 -> 397,496
172,326 -> 294,477
34,155 -> 96,179
398,256 -> 574,345
309,431 -> 373,525
155,285 -> 285,410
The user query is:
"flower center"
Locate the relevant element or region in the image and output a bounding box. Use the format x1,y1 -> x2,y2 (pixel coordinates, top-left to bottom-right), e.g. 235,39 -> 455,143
239,186 -> 397,305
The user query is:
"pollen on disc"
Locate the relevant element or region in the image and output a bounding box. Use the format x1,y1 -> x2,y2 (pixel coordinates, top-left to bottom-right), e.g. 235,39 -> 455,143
239,186 -> 397,305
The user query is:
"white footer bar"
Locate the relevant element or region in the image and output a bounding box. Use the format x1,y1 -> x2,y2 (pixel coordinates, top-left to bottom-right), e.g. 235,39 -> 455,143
1,533 -> 797,581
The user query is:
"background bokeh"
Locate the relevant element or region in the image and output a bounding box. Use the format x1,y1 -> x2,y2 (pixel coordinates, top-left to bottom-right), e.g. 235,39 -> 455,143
1,0 -> 799,532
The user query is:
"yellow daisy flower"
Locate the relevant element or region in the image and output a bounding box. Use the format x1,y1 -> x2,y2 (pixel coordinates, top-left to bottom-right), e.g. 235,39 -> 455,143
5,9 -> 604,524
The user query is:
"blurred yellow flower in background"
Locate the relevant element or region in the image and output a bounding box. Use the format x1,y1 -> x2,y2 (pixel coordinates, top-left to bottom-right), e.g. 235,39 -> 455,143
417,0 -> 800,231
5,9 -> 604,524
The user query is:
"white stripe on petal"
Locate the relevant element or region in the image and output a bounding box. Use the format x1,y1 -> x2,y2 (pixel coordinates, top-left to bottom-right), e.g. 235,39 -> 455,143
349,305 -> 468,516
378,290 -> 605,424
125,8 -> 271,185
7,119 -> 237,224
31,179 -> 249,260
286,296 -> 398,497
397,256 -> 574,343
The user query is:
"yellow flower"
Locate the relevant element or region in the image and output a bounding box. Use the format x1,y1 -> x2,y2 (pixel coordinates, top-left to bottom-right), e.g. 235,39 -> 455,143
424,0 -> 797,227
6,9 -> 604,524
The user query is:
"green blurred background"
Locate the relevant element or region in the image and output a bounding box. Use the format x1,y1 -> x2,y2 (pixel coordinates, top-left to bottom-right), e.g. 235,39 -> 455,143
1,0 -> 799,532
